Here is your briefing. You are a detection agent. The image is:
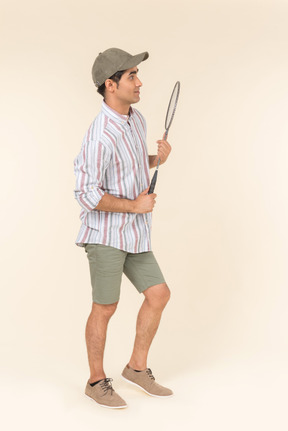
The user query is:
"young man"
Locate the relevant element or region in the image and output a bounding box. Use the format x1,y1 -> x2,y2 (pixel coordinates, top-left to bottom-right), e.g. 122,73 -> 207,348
74,48 -> 172,409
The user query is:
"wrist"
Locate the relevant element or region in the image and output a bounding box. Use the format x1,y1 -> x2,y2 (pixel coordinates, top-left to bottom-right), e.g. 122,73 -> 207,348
127,199 -> 137,213
149,155 -> 158,169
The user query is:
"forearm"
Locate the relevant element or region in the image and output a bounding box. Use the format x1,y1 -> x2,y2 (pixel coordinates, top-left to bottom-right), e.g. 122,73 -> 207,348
95,193 -> 135,213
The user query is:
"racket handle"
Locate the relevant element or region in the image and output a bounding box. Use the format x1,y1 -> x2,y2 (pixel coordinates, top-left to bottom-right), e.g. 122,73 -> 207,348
148,170 -> 158,194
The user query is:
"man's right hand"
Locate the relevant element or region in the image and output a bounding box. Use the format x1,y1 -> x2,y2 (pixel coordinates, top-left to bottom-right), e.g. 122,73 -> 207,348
133,188 -> 157,213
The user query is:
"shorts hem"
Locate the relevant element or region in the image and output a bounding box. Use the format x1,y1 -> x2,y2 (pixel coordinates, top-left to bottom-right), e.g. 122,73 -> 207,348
138,279 -> 166,294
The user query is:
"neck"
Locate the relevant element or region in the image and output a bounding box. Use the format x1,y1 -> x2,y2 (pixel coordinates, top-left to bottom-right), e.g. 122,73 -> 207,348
104,98 -> 131,116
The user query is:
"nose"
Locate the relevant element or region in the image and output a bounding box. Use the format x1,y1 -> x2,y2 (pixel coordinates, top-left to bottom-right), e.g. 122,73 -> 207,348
136,77 -> 142,87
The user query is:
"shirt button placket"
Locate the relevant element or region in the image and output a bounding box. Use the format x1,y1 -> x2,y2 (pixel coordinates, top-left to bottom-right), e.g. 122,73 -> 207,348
130,123 -> 143,192
129,119 -> 150,250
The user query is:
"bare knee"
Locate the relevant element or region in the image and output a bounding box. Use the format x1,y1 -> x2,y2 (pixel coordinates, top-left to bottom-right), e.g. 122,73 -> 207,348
91,301 -> 118,320
143,283 -> 171,309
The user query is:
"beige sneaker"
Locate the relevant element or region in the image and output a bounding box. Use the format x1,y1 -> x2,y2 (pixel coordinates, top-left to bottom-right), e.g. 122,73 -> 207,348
85,378 -> 127,409
121,364 -> 173,398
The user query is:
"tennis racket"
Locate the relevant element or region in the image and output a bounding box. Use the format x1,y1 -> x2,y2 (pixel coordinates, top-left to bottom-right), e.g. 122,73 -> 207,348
148,81 -> 181,194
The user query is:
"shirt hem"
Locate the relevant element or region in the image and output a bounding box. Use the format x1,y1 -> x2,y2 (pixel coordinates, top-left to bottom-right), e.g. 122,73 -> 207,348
75,240 -> 152,254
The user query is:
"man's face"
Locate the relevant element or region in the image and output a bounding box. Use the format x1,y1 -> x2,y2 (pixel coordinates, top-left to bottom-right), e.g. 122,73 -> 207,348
113,67 -> 142,105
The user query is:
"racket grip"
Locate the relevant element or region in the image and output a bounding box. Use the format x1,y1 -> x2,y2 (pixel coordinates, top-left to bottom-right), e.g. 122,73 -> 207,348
148,170 -> 158,194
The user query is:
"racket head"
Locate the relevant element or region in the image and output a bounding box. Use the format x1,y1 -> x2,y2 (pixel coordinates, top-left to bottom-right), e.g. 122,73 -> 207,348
165,81 -> 181,132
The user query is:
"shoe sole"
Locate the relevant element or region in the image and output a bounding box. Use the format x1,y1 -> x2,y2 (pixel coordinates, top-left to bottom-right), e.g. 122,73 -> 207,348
121,375 -> 173,398
85,394 -> 128,409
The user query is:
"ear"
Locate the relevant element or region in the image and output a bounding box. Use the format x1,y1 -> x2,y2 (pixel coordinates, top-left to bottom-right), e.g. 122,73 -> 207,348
105,79 -> 116,94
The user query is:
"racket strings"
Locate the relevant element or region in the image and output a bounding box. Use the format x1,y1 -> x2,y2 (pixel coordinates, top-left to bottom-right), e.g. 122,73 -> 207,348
165,81 -> 180,131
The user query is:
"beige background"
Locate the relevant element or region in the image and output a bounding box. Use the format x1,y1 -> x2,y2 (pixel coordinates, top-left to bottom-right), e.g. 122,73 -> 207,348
1,0 -> 288,429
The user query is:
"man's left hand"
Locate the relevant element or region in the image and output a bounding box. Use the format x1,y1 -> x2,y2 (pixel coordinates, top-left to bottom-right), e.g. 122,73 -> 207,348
156,134 -> 172,165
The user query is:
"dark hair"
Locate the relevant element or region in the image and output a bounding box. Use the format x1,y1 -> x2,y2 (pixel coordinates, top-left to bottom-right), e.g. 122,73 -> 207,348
97,70 -> 125,98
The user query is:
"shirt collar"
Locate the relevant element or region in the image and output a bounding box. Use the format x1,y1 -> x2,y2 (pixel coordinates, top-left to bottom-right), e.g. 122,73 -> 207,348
102,101 -> 134,125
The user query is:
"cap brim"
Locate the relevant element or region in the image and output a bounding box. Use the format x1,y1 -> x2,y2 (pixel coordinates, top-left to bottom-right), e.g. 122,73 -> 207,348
119,51 -> 149,71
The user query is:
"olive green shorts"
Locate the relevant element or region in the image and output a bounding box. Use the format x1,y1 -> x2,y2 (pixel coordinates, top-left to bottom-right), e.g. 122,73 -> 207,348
84,244 -> 166,305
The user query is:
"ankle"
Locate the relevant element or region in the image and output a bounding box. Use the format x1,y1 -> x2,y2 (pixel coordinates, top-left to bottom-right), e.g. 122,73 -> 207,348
89,374 -> 106,384
128,361 -> 147,371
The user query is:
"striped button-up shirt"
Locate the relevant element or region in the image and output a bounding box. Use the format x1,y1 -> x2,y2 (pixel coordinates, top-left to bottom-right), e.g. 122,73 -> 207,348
74,101 -> 152,253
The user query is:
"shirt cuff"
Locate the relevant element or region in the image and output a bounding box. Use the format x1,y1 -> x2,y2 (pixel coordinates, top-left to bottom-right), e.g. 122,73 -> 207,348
75,187 -> 105,212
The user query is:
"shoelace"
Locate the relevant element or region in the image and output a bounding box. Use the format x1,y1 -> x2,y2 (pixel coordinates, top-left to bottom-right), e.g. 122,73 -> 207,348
99,378 -> 114,395
146,368 -> 155,380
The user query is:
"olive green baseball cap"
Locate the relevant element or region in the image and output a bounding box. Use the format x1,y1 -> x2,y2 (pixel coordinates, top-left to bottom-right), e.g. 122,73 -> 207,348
92,48 -> 149,87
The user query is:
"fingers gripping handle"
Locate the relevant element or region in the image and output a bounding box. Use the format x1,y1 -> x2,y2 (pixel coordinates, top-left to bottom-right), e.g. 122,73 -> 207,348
148,169 -> 158,194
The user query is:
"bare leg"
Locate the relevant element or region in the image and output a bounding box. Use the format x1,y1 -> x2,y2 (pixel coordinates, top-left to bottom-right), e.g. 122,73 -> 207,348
85,302 -> 118,383
128,283 -> 170,370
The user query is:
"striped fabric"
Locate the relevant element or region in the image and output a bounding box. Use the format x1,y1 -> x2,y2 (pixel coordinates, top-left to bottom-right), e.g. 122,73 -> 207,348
74,101 -> 152,253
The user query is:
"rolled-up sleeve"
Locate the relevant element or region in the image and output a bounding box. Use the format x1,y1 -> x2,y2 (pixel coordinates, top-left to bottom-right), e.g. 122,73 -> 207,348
74,139 -> 111,212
